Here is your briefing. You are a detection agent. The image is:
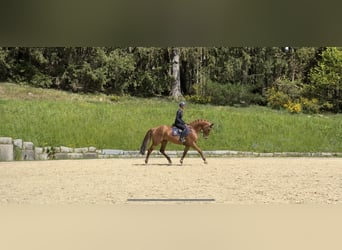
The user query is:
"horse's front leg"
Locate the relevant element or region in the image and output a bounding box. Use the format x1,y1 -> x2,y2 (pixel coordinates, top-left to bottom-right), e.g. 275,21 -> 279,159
191,143 -> 207,164
180,146 -> 190,165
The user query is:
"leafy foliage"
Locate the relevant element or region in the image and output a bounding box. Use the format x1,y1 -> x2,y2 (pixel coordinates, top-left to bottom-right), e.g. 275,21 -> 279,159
1,46 -> 341,112
308,47 -> 342,112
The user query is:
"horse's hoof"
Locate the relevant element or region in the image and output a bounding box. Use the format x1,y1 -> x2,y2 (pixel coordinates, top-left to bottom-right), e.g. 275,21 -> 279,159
204,161 -> 208,164
180,160 -> 183,165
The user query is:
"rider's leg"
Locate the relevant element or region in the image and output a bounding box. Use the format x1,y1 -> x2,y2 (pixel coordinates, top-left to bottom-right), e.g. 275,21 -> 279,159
179,125 -> 187,142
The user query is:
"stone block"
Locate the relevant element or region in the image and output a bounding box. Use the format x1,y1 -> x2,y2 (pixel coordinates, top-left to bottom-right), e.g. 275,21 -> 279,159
102,149 -> 123,155
35,147 -> 43,154
53,147 -> 61,153
74,147 -> 88,153
285,152 -> 300,157
0,137 -> 12,144
67,153 -> 83,159
83,152 -> 98,159
60,146 -> 73,153
98,154 -> 111,159
187,150 -> 198,155
34,148 -> 48,160
21,149 -> 35,160
241,151 -> 254,156
23,142 -> 34,150
123,151 -> 140,156
88,146 -> 97,152
213,150 -> 230,155
300,152 -> 312,157
165,151 -> 177,156
259,153 -> 274,157
54,153 -> 69,160
13,139 -> 23,149
274,152 -> 286,157
0,144 -> 14,161
36,153 -> 49,160
227,150 -> 239,155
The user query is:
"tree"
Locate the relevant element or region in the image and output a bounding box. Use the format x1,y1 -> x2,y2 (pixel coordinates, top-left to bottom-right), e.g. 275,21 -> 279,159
309,47 -> 342,112
170,47 -> 183,99
104,48 -> 135,94
129,47 -> 170,96
0,48 -> 9,81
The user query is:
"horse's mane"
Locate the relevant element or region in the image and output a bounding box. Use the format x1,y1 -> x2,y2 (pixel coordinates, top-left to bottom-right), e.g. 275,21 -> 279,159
189,119 -> 211,126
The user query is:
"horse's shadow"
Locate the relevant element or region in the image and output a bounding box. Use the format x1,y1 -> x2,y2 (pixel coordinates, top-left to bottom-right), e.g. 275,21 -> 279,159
132,163 -> 191,167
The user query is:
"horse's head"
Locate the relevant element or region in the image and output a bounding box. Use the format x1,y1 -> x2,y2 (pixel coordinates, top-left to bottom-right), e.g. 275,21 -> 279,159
202,122 -> 214,139
189,120 -> 214,139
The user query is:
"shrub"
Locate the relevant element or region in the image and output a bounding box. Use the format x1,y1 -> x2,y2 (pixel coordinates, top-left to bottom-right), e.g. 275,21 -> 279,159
266,87 -> 291,110
267,82 -> 326,114
202,80 -> 264,106
300,97 -> 320,114
184,95 -> 211,104
109,95 -> 121,102
31,73 -> 53,88
266,78 -> 311,113
283,101 -> 302,113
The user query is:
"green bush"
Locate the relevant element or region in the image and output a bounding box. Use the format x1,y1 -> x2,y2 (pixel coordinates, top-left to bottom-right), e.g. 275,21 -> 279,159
184,94 -> 211,104
300,97 -> 320,114
266,78 -> 304,112
266,78 -> 332,114
204,80 -> 264,106
283,100 -> 302,114
31,73 -> 53,88
266,87 -> 290,110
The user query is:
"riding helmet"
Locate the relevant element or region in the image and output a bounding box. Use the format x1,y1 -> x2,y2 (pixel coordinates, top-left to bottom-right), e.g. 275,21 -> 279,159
179,101 -> 186,107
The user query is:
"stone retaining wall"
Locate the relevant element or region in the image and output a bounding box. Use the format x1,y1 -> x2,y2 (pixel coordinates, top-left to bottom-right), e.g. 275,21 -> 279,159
0,137 -> 13,161
1,137 -> 342,161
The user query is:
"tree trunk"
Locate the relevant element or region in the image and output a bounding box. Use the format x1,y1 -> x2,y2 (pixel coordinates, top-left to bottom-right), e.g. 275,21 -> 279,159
170,47 -> 183,99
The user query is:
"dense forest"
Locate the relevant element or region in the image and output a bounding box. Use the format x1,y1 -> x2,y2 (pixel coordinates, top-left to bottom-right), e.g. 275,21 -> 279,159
0,47 -> 341,113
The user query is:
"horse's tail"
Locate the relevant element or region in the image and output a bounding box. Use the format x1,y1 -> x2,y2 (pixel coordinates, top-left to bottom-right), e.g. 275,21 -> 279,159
139,129 -> 152,155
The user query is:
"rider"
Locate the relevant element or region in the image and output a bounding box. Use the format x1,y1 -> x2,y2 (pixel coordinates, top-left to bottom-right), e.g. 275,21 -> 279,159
174,101 -> 187,143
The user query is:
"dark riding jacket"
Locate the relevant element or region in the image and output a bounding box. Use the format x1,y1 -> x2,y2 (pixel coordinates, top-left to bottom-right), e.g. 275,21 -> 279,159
174,109 -> 186,130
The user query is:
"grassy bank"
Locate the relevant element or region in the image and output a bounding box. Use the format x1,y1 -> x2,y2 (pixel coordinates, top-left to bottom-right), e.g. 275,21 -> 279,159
1,83 -> 342,152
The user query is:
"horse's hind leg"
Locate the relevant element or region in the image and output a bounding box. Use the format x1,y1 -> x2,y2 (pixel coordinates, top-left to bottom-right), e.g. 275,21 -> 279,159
160,140 -> 172,164
145,144 -> 155,164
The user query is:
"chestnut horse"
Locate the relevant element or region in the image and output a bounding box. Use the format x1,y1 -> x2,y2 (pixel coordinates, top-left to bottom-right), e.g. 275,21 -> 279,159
139,119 -> 214,164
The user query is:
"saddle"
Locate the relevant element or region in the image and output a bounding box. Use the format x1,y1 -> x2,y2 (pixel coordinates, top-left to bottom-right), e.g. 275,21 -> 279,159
171,126 -> 190,137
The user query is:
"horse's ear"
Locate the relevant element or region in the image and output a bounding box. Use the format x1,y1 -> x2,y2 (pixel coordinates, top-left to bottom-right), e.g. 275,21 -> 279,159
210,123 -> 214,128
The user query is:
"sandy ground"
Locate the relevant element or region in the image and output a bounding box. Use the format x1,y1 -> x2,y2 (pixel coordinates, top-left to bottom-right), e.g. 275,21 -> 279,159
1,157 -> 342,204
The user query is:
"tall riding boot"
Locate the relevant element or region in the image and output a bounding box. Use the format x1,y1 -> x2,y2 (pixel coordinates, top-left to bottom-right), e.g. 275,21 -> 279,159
179,130 -> 186,143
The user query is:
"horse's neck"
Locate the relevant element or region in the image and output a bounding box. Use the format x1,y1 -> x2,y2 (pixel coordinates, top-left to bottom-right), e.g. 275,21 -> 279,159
190,120 -> 207,132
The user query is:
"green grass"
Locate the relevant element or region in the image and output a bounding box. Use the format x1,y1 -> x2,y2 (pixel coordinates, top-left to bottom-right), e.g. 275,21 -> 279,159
1,82 -> 342,152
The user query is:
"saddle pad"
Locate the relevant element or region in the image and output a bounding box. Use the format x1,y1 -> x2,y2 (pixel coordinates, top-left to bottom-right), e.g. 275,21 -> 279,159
171,127 -> 190,136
